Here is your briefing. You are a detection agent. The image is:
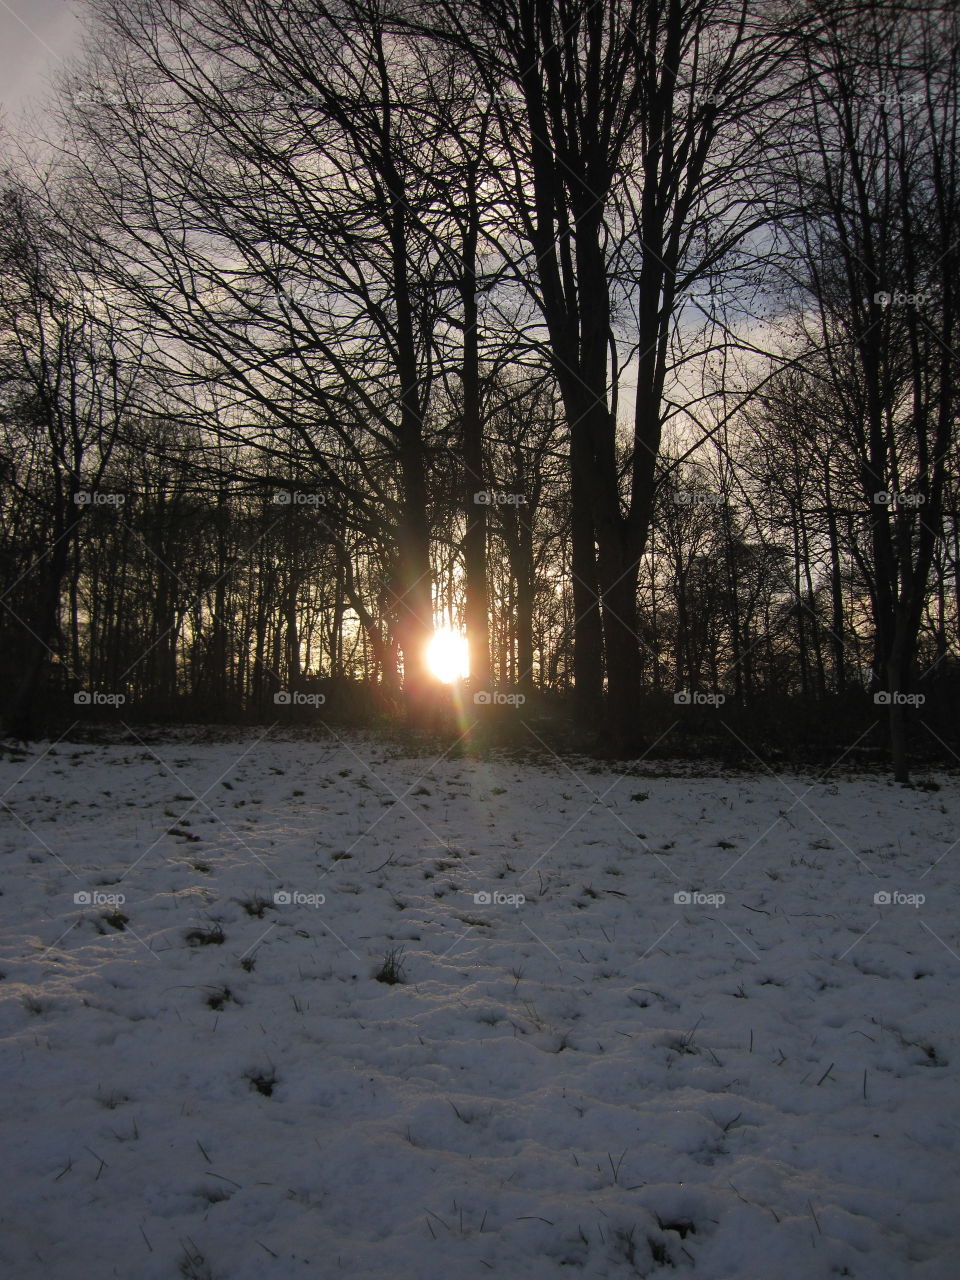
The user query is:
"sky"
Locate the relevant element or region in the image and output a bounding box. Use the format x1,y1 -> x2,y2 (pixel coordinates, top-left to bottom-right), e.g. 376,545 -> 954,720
0,0 -> 85,138
0,0 -> 772,443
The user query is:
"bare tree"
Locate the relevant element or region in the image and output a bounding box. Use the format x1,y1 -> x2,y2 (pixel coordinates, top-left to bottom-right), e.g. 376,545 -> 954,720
407,0 -> 789,744
781,0 -> 960,780
0,177 -> 143,737
65,0 -> 475,717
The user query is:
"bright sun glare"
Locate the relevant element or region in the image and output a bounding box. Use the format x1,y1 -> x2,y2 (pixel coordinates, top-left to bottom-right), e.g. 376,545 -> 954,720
426,627 -> 469,683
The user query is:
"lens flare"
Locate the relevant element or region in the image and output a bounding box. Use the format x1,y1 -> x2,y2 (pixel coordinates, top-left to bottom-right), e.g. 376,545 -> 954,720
426,627 -> 469,683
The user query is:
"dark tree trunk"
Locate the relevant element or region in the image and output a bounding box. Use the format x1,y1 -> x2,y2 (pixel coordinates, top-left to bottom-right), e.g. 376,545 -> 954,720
6,489 -> 78,740
460,194 -> 491,694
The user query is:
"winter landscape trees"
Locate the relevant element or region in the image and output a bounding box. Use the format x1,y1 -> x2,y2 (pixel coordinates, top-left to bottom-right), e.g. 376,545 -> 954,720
2,6 -> 960,1276
0,0 -> 957,779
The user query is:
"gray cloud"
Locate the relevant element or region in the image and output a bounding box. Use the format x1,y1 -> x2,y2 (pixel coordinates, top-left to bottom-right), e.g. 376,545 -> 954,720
0,0 -> 85,132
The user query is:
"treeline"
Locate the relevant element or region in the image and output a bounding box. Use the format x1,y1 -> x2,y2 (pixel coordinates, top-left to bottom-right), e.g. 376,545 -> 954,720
1,0 -> 958,779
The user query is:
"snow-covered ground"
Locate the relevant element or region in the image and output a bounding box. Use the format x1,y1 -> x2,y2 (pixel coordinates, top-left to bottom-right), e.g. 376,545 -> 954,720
0,727 -> 957,1279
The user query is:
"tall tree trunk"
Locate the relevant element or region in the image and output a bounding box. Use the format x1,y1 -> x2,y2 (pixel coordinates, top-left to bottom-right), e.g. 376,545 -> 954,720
6,485 -> 78,739
569,434 -> 604,717
386,157 -> 435,725
460,198 -> 491,693
825,472 -> 846,692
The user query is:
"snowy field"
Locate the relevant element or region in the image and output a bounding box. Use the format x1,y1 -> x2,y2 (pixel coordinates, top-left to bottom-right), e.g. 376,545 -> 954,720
0,728 -> 958,1279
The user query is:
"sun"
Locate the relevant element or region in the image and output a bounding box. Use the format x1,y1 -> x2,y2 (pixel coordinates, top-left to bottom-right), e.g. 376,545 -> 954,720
426,627 -> 469,683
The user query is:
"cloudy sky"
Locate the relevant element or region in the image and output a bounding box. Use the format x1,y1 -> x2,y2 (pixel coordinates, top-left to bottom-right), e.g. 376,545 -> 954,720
0,0 -> 85,134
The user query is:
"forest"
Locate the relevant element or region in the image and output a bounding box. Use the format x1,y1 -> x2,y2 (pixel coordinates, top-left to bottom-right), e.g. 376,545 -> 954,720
3,5 -> 960,1278
1,0 -> 958,782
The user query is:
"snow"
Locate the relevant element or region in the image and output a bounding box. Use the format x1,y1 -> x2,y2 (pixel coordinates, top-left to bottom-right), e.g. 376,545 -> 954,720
0,728 -> 958,1278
